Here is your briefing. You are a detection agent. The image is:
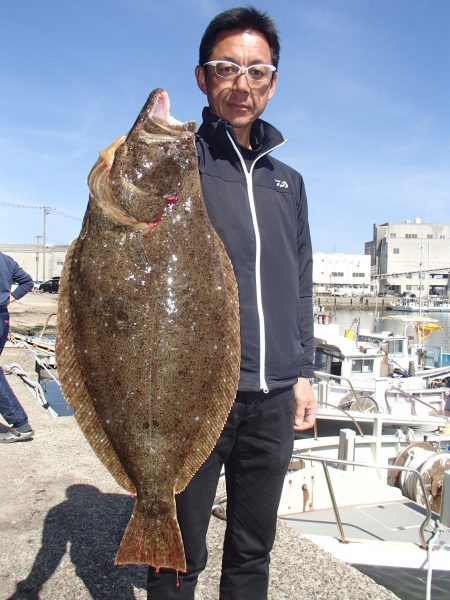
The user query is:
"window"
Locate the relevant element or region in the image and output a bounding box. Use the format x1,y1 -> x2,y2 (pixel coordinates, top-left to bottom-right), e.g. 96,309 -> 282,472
57,259 -> 64,266
406,273 -> 412,279
351,359 -> 375,374
440,235 -> 446,239
427,234 -> 433,239
393,248 -> 400,254
406,285 -> 412,290
352,272 -> 365,278
387,340 -> 404,355
331,272 -> 344,277
389,233 -> 396,238
405,234 -> 418,239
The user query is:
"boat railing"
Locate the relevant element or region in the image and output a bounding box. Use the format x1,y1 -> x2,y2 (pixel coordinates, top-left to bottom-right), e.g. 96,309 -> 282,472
310,402 -> 365,438
314,370 -> 375,413
292,452 -> 433,550
385,384 -> 444,417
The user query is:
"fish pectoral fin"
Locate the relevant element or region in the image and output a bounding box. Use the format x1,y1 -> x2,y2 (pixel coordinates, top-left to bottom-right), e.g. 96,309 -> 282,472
114,499 -> 186,572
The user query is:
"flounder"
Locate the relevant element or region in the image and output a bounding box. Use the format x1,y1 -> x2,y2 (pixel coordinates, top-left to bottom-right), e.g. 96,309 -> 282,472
56,89 -> 240,572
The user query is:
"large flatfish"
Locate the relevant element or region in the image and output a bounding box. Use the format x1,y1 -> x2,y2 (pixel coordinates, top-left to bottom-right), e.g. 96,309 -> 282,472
56,89 -> 240,572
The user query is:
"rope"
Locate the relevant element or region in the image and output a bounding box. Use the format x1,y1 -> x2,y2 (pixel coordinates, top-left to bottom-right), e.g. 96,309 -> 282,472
4,362 -> 58,418
398,447 -> 437,502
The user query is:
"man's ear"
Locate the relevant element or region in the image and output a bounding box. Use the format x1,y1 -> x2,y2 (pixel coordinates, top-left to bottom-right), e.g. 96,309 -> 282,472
195,65 -> 207,95
268,72 -> 277,101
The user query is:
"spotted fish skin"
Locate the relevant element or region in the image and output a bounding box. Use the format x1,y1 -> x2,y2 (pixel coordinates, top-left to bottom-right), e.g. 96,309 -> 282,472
56,89 -> 240,571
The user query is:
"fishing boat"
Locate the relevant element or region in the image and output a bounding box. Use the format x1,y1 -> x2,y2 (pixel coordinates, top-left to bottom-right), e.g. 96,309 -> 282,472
278,426 -> 450,600
212,422 -> 450,600
311,319 -> 450,435
390,297 -> 450,313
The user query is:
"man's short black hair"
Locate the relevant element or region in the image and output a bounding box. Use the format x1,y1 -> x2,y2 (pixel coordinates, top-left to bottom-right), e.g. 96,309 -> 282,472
199,6 -> 280,69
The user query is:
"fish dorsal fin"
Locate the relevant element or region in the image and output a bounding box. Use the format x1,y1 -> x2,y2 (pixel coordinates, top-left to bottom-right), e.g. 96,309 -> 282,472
56,240 -> 136,493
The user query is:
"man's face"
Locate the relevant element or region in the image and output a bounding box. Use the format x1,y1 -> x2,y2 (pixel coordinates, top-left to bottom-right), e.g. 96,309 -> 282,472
195,29 -> 277,140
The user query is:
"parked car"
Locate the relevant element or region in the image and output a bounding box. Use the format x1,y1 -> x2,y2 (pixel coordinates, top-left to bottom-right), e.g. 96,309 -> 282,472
39,277 -> 60,293
33,280 -> 43,290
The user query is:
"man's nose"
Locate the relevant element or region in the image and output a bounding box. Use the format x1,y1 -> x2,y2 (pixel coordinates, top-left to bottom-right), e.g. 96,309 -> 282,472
233,71 -> 251,92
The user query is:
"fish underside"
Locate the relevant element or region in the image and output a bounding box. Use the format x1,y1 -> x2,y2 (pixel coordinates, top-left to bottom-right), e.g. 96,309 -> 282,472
56,89 -> 240,572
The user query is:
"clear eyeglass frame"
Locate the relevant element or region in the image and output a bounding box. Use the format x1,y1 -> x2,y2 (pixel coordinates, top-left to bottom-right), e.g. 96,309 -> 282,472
202,60 -> 276,84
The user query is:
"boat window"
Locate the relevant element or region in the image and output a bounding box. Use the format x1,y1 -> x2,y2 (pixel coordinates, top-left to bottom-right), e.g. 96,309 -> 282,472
351,359 -> 374,374
330,357 -> 342,376
358,335 -> 372,343
314,351 -> 327,370
387,340 -> 404,355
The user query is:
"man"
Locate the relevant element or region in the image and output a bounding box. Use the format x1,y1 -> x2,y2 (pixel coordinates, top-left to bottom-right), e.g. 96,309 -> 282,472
0,251 -> 35,442
148,7 -> 317,599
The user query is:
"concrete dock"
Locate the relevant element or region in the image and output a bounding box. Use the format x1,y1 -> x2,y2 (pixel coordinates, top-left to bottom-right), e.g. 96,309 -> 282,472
0,345 -> 398,600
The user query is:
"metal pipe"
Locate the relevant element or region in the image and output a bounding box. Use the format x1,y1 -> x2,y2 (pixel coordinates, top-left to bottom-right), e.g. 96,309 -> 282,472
321,461 -> 348,543
292,452 -> 433,549
314,370 -> 371,412
385,384 -> 443,417
315,401 -> 366,437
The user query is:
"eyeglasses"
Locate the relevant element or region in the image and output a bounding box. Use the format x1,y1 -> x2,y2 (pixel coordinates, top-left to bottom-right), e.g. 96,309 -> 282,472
202,61 -> 276,84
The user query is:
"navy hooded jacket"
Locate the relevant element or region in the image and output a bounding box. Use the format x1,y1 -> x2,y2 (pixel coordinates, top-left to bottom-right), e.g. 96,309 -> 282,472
0,252 -> 33,311
196,109 -> 314,392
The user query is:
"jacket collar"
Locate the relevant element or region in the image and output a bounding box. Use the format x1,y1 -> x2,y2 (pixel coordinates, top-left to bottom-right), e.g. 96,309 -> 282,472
197,107 -> 285,157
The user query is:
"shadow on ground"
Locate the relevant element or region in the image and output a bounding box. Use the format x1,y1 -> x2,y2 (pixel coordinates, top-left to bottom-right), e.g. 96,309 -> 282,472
7,484 -> 147,599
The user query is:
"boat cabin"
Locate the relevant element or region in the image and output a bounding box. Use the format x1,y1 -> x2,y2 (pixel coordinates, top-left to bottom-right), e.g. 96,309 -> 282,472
314,323 -> 385,388
357,330 -> 412,375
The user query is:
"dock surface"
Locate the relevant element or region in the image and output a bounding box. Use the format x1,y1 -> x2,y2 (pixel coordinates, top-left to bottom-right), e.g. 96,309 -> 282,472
0,345 -> 398,599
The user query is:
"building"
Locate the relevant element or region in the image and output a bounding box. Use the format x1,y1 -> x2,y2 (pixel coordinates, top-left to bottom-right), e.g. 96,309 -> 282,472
0,243 -> 69,282
313,252 -> 371,295
367,219 -> 450,296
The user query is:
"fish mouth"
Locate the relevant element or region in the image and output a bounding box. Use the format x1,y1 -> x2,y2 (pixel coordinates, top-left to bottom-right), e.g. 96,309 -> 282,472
132,89 -> 196,138
150,89 -> 181,127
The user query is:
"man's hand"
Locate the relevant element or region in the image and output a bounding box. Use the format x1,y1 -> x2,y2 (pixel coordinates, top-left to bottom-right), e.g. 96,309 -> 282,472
293,377 -> 318,431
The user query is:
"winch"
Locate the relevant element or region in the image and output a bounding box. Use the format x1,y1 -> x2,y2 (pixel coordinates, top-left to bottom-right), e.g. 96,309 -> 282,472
390,441 -> 450,512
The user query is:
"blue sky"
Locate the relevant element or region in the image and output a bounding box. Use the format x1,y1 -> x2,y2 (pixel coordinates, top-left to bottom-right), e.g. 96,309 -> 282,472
1,0 -> 449,253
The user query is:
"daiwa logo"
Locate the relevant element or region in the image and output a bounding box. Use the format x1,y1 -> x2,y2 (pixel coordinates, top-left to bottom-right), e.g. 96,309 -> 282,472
275,179 -> 288,189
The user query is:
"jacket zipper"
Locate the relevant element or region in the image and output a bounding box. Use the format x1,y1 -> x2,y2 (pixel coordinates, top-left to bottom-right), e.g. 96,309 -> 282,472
226,132 -> 286,393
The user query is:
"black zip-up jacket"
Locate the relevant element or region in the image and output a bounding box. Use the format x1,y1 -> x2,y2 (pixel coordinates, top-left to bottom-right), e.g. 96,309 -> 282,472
196,108 -> 314,392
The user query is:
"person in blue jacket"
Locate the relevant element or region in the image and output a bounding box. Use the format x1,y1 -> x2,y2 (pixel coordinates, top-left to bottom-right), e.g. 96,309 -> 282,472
147,7 -> 317,599
0,251 -> 35,442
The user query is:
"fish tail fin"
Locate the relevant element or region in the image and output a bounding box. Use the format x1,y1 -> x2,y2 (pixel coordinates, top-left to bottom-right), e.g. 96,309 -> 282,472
115,500 -> 186,572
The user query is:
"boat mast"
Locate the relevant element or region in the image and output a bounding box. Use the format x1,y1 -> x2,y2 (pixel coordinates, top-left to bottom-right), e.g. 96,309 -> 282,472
417,235 -> 424,357
418,234 -> 423,319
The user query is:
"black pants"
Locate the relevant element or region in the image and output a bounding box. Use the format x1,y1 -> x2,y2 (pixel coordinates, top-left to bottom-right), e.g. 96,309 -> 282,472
147,386 -> 295,600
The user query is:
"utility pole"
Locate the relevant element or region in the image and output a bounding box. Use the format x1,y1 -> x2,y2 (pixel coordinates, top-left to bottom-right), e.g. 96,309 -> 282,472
42,207 -> 51,281
35,234 -> 43,280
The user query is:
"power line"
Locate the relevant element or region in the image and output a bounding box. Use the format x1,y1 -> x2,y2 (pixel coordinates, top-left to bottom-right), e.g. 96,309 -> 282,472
0,201 -> 82,280
0,201 -> 81,221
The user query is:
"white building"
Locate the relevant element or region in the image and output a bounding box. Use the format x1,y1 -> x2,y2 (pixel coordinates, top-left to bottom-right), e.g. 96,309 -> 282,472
313,252 -> 371,295
0,243 -> 69,282
367,219 -> 450,296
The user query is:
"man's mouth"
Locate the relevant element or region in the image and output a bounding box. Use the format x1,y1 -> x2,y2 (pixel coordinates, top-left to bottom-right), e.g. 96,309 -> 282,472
228,103 -> 248,111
